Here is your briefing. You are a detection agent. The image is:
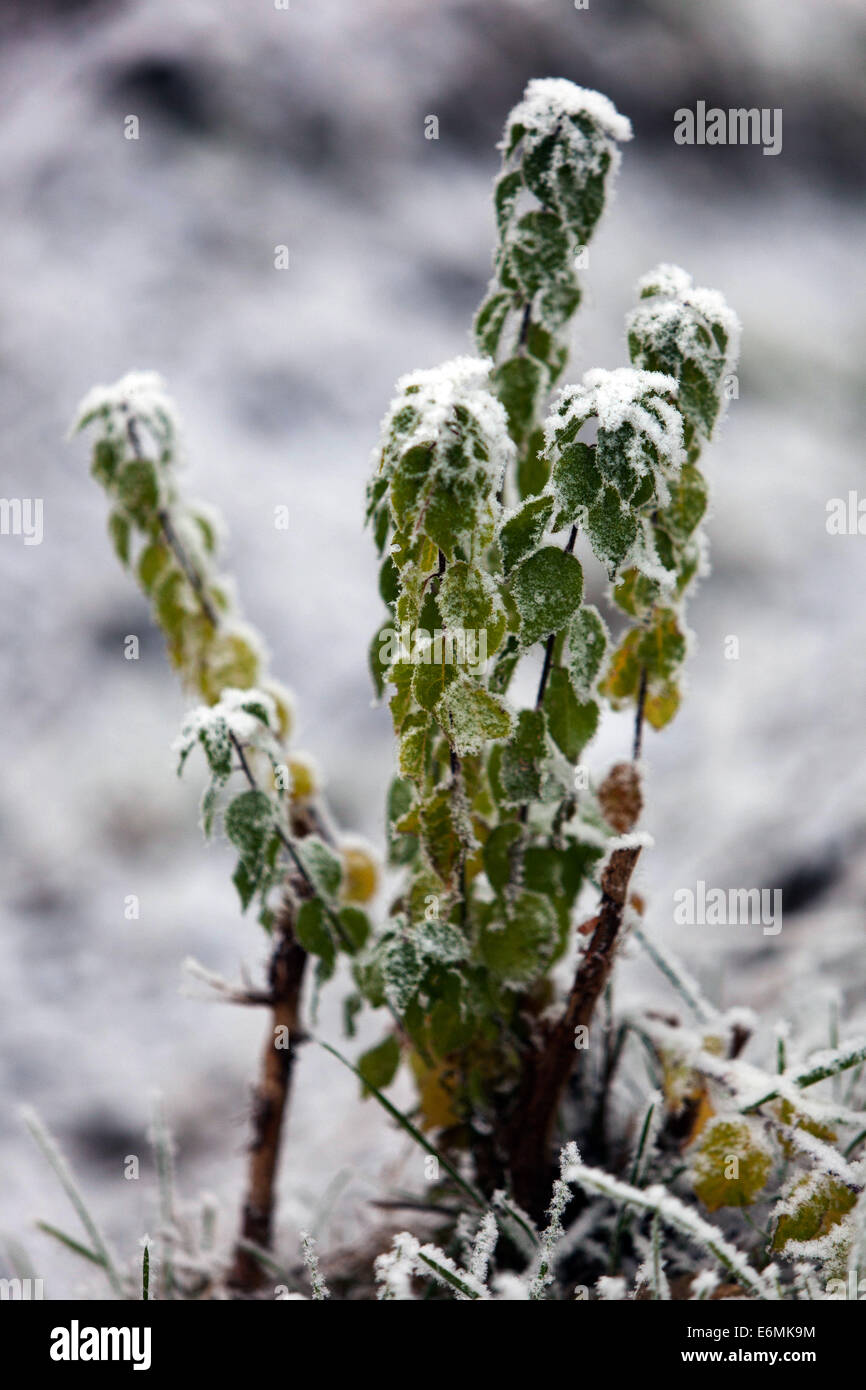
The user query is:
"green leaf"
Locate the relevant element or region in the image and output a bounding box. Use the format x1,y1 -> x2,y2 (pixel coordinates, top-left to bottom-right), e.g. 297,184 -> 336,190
508,546 -> 583,648
438,562 -> 494,631
611,568 -> 659,619
436,678 -> 513,757
690,1117 -> 773,1212
495,709 -> 548,806
639,608 -> 687,682
508,211 -> 570,299
494,356 -> 544,446
664,462 -> 708,541
772,1174 -> 857,1251
475,287 -> 512,356
232,857 -> 258,912
224,789 -> 273,867
90,439 -> 119,487
414,656 -> 456,713
358,1034 -> 401,1095
117,459 -> 159,516
137,540 -> 171,593
415,917 -> 468,966
523,842 -> 599,908
296,836 -> 343,904
193,511 -> 218,553
379,555 -> 400,607
543,667 -> 599,762
567,605 -> 608,696
480,891 -> 558,987
499,496 -> 554,574
108,510 -> 131,567
399,710 -> 432,782
585,484 -> 638,576
517,428 -> 551,500
549,440 -> 601,528
387,776 -> 418,867
419,788 -> 462,885
197,717 -> 233,782
296,899 -> 336,977
482,822 -> 523,893
382,936 -> 424,1013
338,906 -> 370,953
430,996 -> 475,1058
488,634 -> 521,695
678,358 -> 721,440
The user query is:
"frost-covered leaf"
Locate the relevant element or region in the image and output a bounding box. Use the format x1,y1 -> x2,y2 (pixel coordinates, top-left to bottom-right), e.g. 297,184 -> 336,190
773,1173 -> 857,1253
475,80 -> 632,455
419,788 -> 462,885
508,546 -> 583,648
567,605 -> 608,697
498,496 -> 555,574
224,790 -> 273,867
296,836 -> 343,904
436,679 -> 513,757
387,776 -> 418,867
382,936 -> 425,1014
399,712 -> 432,783
415,918 -> 468,966
369,357 -> 514,559
690,1116 -> 773,1212
627,265 -> 741,453
494,709 -> 549,806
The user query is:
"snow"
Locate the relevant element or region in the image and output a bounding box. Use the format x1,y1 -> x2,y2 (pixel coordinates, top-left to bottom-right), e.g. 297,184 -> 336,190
71,371 -> 181,445
1,0 -> 864,1298
506,78 -> 633,148
376,354 -> 514,482
546,367 -> 685,511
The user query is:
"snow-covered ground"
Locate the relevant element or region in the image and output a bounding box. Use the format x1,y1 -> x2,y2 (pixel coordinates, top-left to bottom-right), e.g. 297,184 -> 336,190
0,0 -> 864,1295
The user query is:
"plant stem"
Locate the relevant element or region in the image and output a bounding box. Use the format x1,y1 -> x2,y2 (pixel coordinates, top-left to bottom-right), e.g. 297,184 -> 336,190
633,665 -> 648,761
227,895 -> 308,1294
503,845 -> 641,1217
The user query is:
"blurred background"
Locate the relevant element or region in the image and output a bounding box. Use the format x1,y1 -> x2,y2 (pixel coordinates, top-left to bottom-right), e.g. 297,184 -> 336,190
1,0 -> 864,1295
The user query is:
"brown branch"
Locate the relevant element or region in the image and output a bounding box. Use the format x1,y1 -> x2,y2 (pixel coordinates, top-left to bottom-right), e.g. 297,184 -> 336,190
227,895 -> 308,1293
122,412 -> 329,1292
504,844 -> 641,1216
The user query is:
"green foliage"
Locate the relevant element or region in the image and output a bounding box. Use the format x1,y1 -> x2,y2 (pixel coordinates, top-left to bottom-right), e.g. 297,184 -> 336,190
78,83 -> 820,1306
358,79 -> 742,1143
474,79 -> 632,472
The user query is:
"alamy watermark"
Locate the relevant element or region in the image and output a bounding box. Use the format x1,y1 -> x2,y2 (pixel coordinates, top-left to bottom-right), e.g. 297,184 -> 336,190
674,880 -> 783,936
379,624 -> 488,674
0,497 -> 42,545
0,1277 -> 44,1299
826,491 -> 866,535
674,102 -> 782,157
